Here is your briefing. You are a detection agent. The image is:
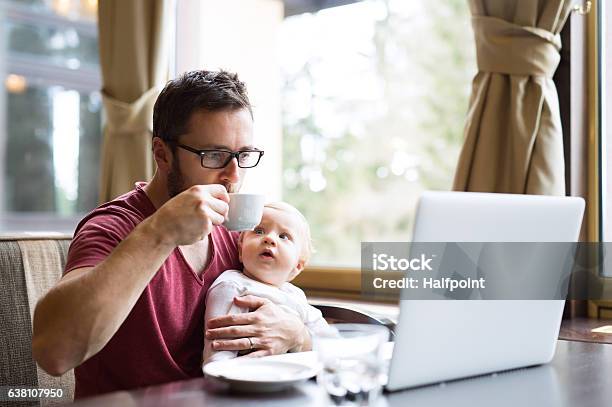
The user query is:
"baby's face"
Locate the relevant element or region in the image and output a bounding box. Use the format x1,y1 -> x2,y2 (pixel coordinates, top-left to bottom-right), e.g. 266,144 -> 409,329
239,207 -> 305,286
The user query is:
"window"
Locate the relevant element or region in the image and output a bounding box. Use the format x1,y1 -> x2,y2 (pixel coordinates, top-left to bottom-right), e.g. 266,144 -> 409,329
280,0 -> 475,266
0,0 -> 102,232
176,0 -> 474,269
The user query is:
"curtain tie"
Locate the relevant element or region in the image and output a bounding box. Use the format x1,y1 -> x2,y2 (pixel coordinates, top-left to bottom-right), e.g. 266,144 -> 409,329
101,86 -> 159,135
472,15 -> 561,77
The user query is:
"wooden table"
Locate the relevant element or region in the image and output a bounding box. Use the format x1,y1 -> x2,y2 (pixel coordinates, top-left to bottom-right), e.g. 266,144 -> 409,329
72,340 -> 612,407
559,317 -> 612,344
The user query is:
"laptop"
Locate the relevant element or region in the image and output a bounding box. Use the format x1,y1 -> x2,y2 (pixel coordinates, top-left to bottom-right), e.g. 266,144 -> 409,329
385,191 -> 585,392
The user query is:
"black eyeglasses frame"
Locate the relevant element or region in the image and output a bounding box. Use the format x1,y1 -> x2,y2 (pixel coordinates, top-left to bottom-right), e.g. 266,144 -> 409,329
172,142 -> 264,169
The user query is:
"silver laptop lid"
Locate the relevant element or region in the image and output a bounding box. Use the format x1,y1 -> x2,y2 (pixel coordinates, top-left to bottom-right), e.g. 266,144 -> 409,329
386,191 -> 584,391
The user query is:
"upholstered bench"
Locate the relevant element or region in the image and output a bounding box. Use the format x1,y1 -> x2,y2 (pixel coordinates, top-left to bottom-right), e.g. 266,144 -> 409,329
0,234 -> 74,405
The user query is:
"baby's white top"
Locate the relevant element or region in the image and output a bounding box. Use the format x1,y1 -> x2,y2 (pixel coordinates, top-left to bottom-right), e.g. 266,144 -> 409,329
203,270 -> 336,365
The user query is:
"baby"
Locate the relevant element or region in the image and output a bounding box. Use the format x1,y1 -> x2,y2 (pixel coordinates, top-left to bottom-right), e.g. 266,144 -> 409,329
203,201 -> 335,365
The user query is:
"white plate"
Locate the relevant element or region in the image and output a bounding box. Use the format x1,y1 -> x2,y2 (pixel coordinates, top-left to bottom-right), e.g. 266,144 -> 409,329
203,357 -> 320,392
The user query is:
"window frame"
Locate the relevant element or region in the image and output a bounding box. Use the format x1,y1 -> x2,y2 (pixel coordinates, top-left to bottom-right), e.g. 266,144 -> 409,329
560,0 -> 612,318
593,0 -> 612,317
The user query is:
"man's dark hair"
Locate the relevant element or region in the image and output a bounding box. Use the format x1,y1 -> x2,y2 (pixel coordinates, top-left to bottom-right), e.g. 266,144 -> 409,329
153,70 -> 252,145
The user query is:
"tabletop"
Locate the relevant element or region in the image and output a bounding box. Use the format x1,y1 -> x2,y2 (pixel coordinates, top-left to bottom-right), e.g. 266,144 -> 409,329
72,340 -> 612,407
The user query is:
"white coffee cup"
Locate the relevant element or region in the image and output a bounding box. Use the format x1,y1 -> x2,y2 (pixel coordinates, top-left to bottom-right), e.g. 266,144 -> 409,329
223,193 -> 265,231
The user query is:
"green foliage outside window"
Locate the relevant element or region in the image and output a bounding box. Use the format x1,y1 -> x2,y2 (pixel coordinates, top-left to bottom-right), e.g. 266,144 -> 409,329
281,0 -> 475,266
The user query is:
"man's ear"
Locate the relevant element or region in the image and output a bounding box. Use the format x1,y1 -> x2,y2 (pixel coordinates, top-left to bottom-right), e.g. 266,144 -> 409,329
152,137 -> 173,173
288,258 -> 305,281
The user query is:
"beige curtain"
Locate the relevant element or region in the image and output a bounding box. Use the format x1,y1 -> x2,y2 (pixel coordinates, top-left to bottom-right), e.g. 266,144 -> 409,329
98,0 -> 169,202
453,0 -> 573,195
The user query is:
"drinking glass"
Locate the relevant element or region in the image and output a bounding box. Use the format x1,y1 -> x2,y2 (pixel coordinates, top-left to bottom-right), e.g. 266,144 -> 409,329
315,324 -> 389,406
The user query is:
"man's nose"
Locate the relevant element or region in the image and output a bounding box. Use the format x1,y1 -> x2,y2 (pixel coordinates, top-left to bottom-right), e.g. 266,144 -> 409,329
220,157 -> 240,184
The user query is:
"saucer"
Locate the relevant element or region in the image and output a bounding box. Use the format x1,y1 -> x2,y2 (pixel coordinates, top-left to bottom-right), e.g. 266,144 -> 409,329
203,357 -> 319,392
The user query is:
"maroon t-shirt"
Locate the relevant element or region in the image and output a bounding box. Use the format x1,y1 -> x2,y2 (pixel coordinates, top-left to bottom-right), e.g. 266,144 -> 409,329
64,182 -> 240,398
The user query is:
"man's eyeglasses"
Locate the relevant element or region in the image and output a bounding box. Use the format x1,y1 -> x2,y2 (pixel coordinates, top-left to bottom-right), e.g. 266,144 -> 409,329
174,143 -> 264,169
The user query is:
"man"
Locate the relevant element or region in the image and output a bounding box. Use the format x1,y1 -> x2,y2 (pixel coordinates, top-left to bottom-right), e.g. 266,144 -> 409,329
32,70 -> 312,398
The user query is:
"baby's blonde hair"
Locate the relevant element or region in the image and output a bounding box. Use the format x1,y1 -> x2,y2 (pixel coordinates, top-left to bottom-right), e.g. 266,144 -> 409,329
264,201 -> 314,265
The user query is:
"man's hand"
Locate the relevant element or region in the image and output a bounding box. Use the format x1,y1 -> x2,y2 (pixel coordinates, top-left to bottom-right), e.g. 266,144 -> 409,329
147,184 -> 229,246
205,295 -> 312,357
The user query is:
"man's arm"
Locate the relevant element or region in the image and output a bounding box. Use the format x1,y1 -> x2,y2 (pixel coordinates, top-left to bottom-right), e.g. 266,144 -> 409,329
32,185 -> 229,376
32,220 -> 175,376
205,295 -> 312,358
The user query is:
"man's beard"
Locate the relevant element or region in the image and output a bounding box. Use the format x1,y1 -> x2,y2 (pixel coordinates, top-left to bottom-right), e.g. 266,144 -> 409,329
167,158 -> 185,199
